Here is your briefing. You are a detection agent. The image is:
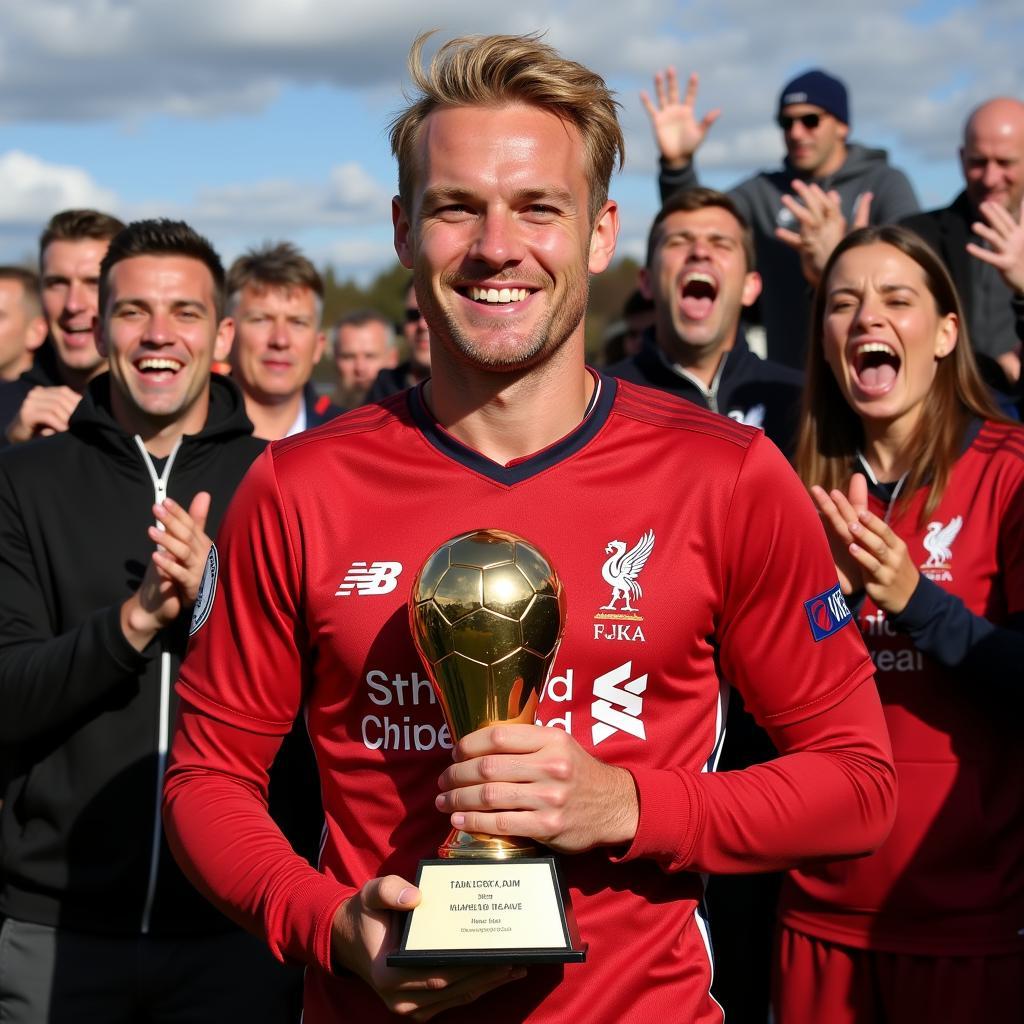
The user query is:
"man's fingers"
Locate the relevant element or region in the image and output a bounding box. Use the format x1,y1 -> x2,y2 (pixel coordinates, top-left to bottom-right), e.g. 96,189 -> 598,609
701,108 -> 721,133
779,194 -> 815,226
774,227 -> 802,250
453,723 -> 548,761
436,779 -> 546,816
439,755 -> 547,793
639,91 -> 657,119
187,491 -> 212,535
969,220 -> 1005,250
148,525 -> 192,563
680,70 -> 698,108
652,70 -> 668,108
852,192 -> 873,230
965,242 -> 1001,268
978,199 -> 1018,232
407,968 -> 527,1022
362,874 -> 420,913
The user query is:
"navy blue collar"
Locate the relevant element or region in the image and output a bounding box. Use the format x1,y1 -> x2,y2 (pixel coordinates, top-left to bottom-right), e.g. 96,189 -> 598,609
407,369 -> 617,486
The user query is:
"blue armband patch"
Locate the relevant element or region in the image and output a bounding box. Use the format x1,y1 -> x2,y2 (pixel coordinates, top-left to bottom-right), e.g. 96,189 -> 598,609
804,584 -> 852,642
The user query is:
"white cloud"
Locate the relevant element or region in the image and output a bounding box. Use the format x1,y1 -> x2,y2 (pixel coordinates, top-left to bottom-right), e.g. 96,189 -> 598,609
0,3 -> 1019,273
0,151 -> 118,222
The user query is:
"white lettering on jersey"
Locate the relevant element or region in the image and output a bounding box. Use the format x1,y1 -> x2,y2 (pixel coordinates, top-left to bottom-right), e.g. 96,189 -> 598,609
360,670 -> 452,751
335,561 -> 403,596
591,661 -> 648,745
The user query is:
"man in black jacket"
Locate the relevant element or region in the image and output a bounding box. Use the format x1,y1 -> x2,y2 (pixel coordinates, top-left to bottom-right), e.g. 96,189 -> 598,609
608,187 -> 803,455
901,97 -> 1024,394
0,220 -> 292,1022
0,208 -> 125,446
610,188 -> 796,1022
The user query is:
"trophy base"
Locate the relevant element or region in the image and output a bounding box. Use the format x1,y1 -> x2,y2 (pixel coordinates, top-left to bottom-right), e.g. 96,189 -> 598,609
387,857 -> 587,967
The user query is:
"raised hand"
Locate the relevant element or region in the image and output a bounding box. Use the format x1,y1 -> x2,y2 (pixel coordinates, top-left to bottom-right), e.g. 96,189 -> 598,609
4,385 -> 81,444
967,199 -> 1024,294
846,509 -> 919,614
640,68 -> 720,169
120,491 -> 214,650
330,876 -> 524,1021
436,723 -> 638,854
776,182 -> 872,286
810,473 -> 870,596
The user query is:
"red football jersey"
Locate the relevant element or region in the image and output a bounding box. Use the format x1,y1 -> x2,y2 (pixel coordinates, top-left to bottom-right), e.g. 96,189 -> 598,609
782,421 -> 1024,955
165,376 -> 893,1023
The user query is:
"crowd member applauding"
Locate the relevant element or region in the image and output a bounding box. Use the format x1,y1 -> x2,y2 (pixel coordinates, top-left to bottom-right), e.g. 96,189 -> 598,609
903,97 -> 1024,392
643,68 -> 918,367
782,224 -> 1024,1024
1,209 -> 124,445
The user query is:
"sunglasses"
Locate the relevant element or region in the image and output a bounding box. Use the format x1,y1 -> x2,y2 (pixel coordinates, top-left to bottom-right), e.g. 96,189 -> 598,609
778,113 -> 824,131
404,307 -> 423,323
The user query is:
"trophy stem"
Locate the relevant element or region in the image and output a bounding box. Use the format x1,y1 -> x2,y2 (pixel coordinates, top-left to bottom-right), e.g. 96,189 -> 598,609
439,828 -> 538,860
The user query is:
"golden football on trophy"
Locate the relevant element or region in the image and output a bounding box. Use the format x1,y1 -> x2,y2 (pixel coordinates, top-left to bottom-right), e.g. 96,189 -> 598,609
409,529 -> 566,859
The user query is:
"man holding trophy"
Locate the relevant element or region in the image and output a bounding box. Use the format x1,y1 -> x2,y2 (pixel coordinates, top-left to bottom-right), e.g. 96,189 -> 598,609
164,33 -> 896,1023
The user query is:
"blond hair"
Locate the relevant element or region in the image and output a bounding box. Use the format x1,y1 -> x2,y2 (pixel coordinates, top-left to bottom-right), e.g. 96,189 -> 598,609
390,32 -> 624,222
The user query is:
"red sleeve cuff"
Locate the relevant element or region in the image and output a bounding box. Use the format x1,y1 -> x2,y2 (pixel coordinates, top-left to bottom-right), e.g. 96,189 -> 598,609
615,765 -> 703,871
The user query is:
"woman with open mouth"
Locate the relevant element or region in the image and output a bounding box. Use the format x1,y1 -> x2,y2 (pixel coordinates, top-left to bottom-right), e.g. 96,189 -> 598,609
773,225 -> 1024,1024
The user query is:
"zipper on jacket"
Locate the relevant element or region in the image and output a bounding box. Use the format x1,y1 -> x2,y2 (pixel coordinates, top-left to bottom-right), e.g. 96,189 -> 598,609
665,349 -> 730,413
133,434 -> 183,935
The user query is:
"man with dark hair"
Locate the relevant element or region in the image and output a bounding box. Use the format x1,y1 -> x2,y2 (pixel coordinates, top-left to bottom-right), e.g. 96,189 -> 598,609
608,188 -> 803,453
226,241 -> 342,440
610,187 -> 801,1021
902,97 -> 1024,392
0,267 -> 47,382
365,279 -> 432,400
643,67 -> 919,367
165,34 -> 895,1024
1,208 -> 125,445
330,309 -> 398,407
0,218 -> 292,1023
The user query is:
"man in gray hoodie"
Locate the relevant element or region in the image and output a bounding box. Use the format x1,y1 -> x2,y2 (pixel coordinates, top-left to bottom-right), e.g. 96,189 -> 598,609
643,67 -> 919,368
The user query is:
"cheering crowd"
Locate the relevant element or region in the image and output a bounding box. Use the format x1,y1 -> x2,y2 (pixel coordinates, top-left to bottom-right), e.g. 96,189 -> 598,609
0,31 -> 1021,1024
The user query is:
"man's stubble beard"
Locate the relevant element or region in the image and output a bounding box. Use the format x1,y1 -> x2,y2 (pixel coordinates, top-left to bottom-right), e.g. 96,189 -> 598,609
416,264 -> 591,373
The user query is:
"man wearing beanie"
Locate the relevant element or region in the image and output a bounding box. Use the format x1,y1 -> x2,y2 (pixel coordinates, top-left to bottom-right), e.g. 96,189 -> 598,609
643,66 -> 919,368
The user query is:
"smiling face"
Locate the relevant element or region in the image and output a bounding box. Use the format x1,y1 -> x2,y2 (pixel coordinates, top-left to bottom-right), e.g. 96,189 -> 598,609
97,254 -> 233,439
393,102 -> 618,375
960,98 -> 1024,213
41,237 -> 111,377
230,283 -> 324,404
640,205 -> 761,368
822,242 -> 958,434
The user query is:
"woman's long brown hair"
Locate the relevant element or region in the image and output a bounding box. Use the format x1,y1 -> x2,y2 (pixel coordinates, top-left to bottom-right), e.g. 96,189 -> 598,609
795,225 -> 1011,520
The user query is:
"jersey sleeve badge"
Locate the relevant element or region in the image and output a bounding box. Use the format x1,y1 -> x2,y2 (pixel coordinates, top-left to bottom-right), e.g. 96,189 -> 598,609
804,583 -> 852,642
190,544 -> 219,636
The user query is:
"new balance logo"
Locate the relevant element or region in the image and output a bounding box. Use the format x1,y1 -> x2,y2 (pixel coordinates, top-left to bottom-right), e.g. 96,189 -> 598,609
592,661 -> 647,745
335,561 -> 403,597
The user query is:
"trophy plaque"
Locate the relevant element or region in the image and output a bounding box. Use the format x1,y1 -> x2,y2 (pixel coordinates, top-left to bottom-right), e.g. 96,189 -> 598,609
388,529 -> 587,967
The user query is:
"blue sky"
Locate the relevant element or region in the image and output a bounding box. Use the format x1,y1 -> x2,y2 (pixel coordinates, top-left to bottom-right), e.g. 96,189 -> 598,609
0,1 -> 1019,278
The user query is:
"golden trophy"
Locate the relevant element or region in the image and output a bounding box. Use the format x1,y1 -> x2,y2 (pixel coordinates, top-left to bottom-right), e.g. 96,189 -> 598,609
388,529 -> 587,966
